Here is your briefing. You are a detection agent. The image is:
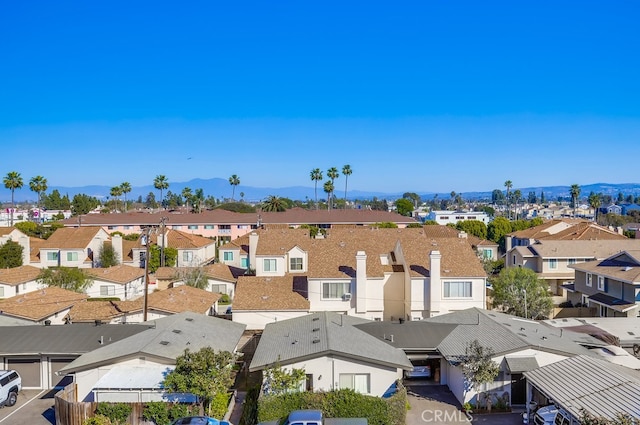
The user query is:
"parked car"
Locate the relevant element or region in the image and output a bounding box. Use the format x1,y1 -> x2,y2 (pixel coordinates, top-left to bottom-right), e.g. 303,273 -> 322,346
405,365 -> 431,379
171,417 -> 231,425
0,370 -> 21,408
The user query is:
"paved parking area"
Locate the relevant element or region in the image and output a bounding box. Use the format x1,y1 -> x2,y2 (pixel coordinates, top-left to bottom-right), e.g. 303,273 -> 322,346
406,385 -> 524,425
0,389 -> 57,425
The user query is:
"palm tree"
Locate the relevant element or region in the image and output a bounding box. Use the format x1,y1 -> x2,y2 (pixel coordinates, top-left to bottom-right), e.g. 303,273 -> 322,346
120,182 -> 131,211
182,187 -> 193,210
310,168 -> 323,210
323,180 -> 334,210
29,175 -> 48,219
4,171 -> 23,226
589,192 -> 602,223
153,175 -> 169,208
504,180 -> 513,219
513,189 -> 522,220
570,184 -> 581,218
327,167 -> 339,207
228,175 -> 240,200
110,186 -> 123,212
262,195 -> 287,212
342,164 -> 352,208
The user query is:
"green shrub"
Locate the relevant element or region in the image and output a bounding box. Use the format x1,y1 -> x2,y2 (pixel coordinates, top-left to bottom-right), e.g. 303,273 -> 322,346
83,415 -> 112,425
95,403 -> 132,425
143,401 -> 171,425
168,403 -> 198,421
219,294 -> 231,304
209,392 -> 231,419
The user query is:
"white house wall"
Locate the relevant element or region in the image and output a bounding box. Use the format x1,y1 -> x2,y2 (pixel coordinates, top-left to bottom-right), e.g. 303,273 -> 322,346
255,255 -> 287,277
233,310 -> 308,331
383,272 -> 405,321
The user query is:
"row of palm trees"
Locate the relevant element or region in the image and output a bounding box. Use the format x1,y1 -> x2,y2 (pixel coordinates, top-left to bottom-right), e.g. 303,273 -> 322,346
310,165 -> 352,210
109,182 -> 132,212
2,172 -> 48,225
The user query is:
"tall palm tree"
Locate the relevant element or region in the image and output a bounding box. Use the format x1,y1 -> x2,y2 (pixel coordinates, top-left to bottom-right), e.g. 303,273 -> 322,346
327,167 -> 339,207
4,171 -> 23,226
153,175 -> 169,208
29,175 -> 48,219
310,168 -> 323,210
262,195 -> 287,212
342,164 -> 352,208
323,180 -> 334,210
570,184 -> 581,218
589,192 -> 602,223
182,187 -> 193,210
228,175 -> 240,200
504,180 -> 513,219
513,189 -> 522,220
110,186 -> 123,212
120,182 -> 131,212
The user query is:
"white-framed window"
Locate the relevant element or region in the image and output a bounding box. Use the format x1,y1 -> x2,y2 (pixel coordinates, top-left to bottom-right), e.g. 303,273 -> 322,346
241,257 -> 248,268
263,259 -> 277,272
188,225 -> 198,230
444,281 -> 472,298
338,373 -> 370,393
586,273 -> 592,287
482,249 -> 492,259
290,257 -> 303,271
549,259 -> 558,269
322,282 -> 350,299
597,276 -> 606,291
67,252 -> 78,261
183,251 -> 194,262
172,225 -> 181,229
211,284 -> 226,294
223,252 -> 234,261
47,252 -> 58,261
568,258 -> 576,265
100,285 -> 116,296
205,225 -> 215,229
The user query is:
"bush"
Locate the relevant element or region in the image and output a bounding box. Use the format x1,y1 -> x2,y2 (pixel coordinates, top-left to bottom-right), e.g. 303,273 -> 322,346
95,403 -> 132,425
559,301 -> 573,308
143,401 -> 171,425
209,392 -> 231,419
83,415 -> 112,425
219,294 -> 231,304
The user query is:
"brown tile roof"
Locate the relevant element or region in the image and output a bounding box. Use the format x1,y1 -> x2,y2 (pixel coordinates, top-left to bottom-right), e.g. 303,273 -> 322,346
144,285 -> 221,314
151,229 -> 215,249
41,226 -> 106,249
154,264 -> 241,283
233,276 -> 310,311
0,265 -> 42,286
508,219 -> 587,239
0,286 -> 88,321
29,237 -> 46,262
65,300 -> 124,323
546,222 -> 626,241
0,227 -> 17,236
530,239 -> 640,259
85,265 -> 145,284
421,225 -> 461,238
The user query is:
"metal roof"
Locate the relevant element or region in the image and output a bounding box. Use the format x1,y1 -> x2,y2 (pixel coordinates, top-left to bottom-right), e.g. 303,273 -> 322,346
93,364 -> 174,390
524,355 -> 640,420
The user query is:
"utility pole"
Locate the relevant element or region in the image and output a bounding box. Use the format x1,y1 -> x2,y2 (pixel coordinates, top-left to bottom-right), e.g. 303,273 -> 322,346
160,216 -> 168,267
143,226 -> 151,322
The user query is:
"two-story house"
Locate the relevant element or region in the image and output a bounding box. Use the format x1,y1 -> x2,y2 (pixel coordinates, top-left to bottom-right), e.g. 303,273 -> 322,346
0,265 -> 43,299
569,249 -> 640,318
36,226 -> 111,268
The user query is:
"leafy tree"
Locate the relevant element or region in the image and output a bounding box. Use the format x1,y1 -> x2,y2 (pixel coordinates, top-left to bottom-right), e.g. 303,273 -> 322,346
215,202 -> 256,213
540,191 -> 546,204
261,195 -> 287,212
148,245 -> 177,273
527,191 -> 537,204
323,180 -> 334,210
153,175 -> 169,207
369,197 -> 389,211
94,403 -> 132,425
490,267 -> 553,319
163,347 -> 236,417
192,188 -> 205,213
42,189 -> 71,210
123,233 -> 140,241
407,222 -> 423,228
98,243 -> 120,268
394,198 -> 414,216
403,192 -> 421,209
120,182 -> 131,211
228,174 -> 240,200
182,187 -> 193,210
459,340 -> 500,407
72,193 -> 100,216
491,189 -> 505,205
478,205 -> 495,216
29,175 -> 48,216
14,221 -> 38,236
262,361 -> 306,396
37,267 -> 92,292
487,216 -> 512,251
423,220 -> 438,225
310,168 -> 323,210
456,220 -> 488,239
342,164 -> 352,207
4,171 -> 23,226
373,222 -> 398,228
178,267 -> 209,289
0,240 -> 24,268
617,192 -> 624,203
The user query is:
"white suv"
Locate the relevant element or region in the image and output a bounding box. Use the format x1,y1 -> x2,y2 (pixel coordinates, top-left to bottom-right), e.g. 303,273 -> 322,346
0,370 -> 21,407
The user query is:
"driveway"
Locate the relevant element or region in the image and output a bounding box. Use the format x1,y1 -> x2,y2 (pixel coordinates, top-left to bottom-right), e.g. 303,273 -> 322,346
406,385 -> 524,425
0,389 -> 57,425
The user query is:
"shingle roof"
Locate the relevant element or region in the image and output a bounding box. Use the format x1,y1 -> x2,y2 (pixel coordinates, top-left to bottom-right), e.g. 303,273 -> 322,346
570,250 -> 640,283
150,229 -> 215,250
0,287 -> 88,321
249,311 -> 412,371
143,286 -> 222,314
154,264 -> 241,283
59,311 -> 246,373
41,226 -> 106,249
65,301 -> 126,323
354,320 -> 458,350
86,265 -> 145,284
530,239 -> 640,260
505,356 -> 539,373
0,265 -> 42,286
29,237 -> 46,262
233,276 -> 310,311
524,355 -> 640,420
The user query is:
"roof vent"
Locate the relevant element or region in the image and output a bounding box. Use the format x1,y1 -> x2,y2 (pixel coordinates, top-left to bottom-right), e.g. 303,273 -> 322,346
312,327 -> 320,332
159,341 -> 170,345
172,329 -> 182,334
312,317 -> 320,321
185,317 -> 193,322
624,266 -> 633,271
313,338 -> 320,344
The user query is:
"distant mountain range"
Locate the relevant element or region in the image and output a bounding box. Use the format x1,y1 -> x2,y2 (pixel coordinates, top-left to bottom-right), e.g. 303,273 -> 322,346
2,178 -> 640,204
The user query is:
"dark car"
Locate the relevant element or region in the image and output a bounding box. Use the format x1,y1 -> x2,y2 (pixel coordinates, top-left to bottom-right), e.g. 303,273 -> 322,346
172,417 -> 231,425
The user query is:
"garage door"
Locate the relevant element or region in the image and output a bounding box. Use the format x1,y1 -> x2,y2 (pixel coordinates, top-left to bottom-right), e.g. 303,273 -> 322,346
7,358 -> 41,388
50,358 -> 75,389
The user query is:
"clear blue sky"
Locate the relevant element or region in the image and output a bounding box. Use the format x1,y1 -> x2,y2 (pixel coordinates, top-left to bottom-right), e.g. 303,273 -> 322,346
1,1 -> 639,194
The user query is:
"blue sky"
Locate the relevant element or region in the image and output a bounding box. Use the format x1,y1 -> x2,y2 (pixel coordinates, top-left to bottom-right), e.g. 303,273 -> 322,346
1,1 -> 639,194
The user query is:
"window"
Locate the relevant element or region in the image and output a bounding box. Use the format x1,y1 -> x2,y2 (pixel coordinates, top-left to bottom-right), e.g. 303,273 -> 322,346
100,285 -> 116,296
549,259 -> 557,269
188,225 -> 198,230
47,252 -> 59,261
123,225 -> 131,230
211,284 -> 226,294
290,257 -> 303,271
597,276 -> 606,291
241,257 -> 248,268
223,252 -> 234,261
219,225 -> 231,230
482,249 -> 492,259
67,252 -> 78,261
107,226 -> 116,230
322,282 -> 350,299
183,251 -> 193,262
568,258 -> 576,265
205,225 -> 215,229
263,259 -> 277,272
512,255 -> 516,265
338,373 -> 369,393
586,273 -> 592,287
172,225 -> 181,230
444,281 -> 472,298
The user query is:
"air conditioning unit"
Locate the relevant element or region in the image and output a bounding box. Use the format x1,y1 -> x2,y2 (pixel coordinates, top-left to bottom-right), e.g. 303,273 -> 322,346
342,293 -> 352,301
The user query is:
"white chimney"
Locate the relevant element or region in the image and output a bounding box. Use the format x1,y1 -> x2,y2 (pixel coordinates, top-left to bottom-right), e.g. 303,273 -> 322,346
112,235 -> 124,264
429,250 -> 442,316
249,232 -> 259,270
356,251 -> 367,313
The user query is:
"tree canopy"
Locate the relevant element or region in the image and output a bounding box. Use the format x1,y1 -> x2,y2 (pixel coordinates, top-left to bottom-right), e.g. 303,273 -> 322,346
456,220 -> 488,239
98,243 -> 120,268
394,198 -> 414,216
459,339 -> 500,404
37,267 -> 92,292
0,240 -> 23,268
490,267 -> 553,319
